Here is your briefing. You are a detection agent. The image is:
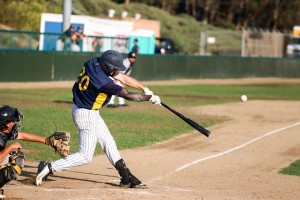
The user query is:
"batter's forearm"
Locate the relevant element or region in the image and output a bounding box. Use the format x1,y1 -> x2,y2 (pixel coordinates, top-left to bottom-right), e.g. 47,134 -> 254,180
118,89 -> 151,102
114,73 -> 145,91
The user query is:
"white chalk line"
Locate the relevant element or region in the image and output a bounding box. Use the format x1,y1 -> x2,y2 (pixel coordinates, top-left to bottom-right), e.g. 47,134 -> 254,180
8,184 -> 163,197
175,121 -> 300,171
9,121 -> 300,197
175,122 -> 300,172
147,121 -> 300,184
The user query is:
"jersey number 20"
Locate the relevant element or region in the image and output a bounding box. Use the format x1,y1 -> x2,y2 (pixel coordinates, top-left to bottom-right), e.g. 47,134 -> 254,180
77,67 -> 90,91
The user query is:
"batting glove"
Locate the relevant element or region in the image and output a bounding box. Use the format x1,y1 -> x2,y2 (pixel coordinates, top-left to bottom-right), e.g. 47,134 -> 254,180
149,95 -> 161,106
143,87 -> 154,95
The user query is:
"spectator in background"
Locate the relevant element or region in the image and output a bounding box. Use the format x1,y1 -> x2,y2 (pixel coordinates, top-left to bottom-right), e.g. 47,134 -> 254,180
73,26 -> 87,51
63,25 -> 75,51
107,52 -> 137,108
131,38 -> 140,54
65,25 -> 75,38
56,25 -> 75,51
92,37 -> 103,52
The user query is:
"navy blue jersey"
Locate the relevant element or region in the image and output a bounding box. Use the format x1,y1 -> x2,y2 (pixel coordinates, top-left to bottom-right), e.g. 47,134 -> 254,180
131,45 -> 139,53
72,57 -> 123,110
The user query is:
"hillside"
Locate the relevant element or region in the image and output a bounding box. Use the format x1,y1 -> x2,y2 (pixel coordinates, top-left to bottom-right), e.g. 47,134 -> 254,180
0,0 -> 239,54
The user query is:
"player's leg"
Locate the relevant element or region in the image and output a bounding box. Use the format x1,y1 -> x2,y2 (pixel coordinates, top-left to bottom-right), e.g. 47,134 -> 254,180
96,113 -> 121,164
96,113 -> 145,188
107,95 -> 117,107
116,80 -> 127,106
117,96 -> 127,106
107,79 -> 120,108
36,106 -> 98,185
51,128 -> 98,171
55,107 -> 99,169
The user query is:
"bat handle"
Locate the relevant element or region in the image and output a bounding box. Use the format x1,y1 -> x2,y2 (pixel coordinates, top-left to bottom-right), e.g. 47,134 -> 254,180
161,102 -> 169,109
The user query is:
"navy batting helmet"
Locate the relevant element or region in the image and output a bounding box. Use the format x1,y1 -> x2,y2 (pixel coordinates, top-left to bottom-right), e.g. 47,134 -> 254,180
0,105 -> 24,131
0,105 -> 24,134
100,50 -> 126,75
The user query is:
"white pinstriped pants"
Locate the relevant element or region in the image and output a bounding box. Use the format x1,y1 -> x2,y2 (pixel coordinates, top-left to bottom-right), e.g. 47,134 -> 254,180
51,105 -> 121,172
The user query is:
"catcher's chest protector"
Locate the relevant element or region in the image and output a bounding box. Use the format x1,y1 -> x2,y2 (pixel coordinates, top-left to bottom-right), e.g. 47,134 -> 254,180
0,163 -> 21,188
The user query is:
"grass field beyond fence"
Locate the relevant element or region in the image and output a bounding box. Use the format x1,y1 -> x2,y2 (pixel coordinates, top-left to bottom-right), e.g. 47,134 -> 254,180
1,82 -> 300,178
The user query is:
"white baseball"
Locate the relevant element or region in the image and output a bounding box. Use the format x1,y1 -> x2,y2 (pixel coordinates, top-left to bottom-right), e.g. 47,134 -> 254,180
240,95 -> 247,102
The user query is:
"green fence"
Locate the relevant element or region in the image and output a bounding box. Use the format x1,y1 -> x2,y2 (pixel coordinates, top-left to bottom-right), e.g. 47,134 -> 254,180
1,51 -> 299,82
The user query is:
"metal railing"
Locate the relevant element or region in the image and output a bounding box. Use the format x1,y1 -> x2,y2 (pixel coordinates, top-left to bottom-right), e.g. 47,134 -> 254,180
0,29 -> 130,53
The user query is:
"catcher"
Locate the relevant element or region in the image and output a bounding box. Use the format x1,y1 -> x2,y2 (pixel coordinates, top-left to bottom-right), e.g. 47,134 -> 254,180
0,105 -> 70,195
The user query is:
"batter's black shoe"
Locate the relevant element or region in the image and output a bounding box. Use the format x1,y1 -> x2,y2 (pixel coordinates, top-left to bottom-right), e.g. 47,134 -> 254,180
35,161 -> 52,186
128,174 -> 147,189
115,159 -> 147,189
119,173 -> 147,189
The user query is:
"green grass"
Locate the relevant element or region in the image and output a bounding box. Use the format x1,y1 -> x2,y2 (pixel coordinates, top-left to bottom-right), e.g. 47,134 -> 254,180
149,83 -> 300,106
280,160 -> 300,176
1,82 -> 300,161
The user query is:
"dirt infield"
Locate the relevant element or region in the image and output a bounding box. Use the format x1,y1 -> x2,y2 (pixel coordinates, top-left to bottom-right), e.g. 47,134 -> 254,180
2,79 -> 300,200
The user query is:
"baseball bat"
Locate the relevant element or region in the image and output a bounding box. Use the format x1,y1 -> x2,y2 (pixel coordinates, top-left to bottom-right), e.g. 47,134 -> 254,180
161,102 -> 211,137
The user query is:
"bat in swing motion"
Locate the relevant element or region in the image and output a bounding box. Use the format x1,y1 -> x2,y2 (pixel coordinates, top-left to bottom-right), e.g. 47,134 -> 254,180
161,102 -> 211,137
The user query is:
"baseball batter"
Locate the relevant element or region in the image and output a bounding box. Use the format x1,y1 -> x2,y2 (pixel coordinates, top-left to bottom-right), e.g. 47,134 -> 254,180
36,50 -> 161,188
107,52 -> 137,107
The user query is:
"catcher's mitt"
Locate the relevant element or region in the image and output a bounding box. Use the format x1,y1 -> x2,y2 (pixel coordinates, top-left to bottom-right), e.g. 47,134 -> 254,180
45,131 -> 70,157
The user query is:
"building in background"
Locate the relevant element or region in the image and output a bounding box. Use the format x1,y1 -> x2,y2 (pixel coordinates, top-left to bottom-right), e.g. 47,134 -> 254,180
39,13 -> 160,54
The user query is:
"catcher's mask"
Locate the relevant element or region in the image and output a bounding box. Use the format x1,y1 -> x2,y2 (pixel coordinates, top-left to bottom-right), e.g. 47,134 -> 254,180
99,50 -> 126,75
0,105 -> 24,135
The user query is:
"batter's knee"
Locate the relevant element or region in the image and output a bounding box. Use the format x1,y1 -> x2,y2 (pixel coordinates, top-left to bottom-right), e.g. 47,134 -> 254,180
79,153 -> 93,164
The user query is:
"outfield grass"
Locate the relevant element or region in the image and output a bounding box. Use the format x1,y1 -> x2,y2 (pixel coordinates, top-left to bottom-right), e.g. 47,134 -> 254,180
1,82 -> 300,161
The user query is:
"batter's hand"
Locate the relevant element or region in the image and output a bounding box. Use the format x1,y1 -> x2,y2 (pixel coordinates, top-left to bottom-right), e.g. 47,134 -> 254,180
143,87 -> 154,95
149,95 -> 161,106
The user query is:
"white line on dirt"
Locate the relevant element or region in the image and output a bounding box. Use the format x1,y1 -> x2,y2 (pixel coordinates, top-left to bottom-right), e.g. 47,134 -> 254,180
9,184 -> 157,195
175,121 -> 300,171
11,121 -> 300,196
147,121 -> 300,184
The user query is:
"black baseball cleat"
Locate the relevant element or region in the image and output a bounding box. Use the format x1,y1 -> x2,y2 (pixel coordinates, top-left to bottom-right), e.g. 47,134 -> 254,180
129,173 -> 147,189
115,159 -> 147,189
35,161 -> 52,186
120,173 -> 147,189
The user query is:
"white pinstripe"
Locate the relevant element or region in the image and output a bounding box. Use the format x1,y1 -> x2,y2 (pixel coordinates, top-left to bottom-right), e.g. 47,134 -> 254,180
51,105 -> 121,172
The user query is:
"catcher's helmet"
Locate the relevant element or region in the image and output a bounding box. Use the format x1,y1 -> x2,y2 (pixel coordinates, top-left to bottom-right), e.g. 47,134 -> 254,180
100,50 -> 126,75
0,105 -> 24,126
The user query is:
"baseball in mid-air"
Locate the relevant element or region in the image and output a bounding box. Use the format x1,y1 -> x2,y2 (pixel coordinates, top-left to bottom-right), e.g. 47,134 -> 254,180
240,95 -> 247,102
